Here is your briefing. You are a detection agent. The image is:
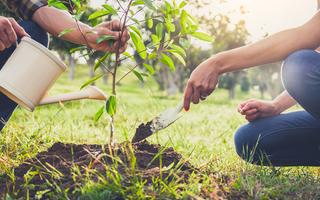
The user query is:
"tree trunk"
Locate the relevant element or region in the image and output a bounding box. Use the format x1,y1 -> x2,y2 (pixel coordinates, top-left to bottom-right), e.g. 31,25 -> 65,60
155,67 -> 166,91
68,55 -> 75,80
88,58 -> 95,85
167,72 -> 178,96
101,69 -> 109,85
260,89 -> 265,99
228,86 -> 235,99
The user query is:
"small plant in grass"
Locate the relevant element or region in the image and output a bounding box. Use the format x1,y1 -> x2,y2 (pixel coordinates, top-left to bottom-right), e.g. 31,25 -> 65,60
48,0 -> 213,144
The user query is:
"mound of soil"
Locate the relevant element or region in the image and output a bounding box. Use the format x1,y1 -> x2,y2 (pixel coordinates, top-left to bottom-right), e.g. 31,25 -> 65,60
0,141 -> 195,198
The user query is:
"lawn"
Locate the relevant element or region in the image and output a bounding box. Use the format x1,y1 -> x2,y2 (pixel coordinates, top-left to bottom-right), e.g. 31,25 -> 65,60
1,66 -> 320,199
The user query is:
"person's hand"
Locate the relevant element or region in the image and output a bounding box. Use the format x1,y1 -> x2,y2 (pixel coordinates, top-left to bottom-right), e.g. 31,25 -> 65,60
238,99 -> 281,122
0,17 -> 29,51
183,57 -> 220,111
85,19 -> 129,53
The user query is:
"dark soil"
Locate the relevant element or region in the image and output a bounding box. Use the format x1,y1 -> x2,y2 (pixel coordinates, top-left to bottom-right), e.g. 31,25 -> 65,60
132,121 -> 154,143
0,141 -> 195,199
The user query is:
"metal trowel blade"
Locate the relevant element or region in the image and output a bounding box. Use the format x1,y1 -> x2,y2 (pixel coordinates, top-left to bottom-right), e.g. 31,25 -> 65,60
151,101 -> 184,132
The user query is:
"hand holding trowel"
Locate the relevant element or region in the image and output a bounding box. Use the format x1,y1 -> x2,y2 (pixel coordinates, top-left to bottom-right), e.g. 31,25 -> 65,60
132,100 -> 184,143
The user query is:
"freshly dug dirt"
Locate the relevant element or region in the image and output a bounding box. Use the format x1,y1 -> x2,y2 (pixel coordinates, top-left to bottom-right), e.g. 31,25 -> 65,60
132,121 -> 154,143
0,141 -> 195,198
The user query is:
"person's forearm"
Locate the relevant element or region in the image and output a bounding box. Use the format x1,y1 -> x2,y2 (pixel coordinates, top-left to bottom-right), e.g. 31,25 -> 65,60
211,12 -> 320,74
272,91 -> 297,114
32,6 -> 91,45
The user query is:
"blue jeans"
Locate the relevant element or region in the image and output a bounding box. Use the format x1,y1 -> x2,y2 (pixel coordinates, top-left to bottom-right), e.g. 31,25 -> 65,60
235,50 -> 320,166
0,21 -> 48,131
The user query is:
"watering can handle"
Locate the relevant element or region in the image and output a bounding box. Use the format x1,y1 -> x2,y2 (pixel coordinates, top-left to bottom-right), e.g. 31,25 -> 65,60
39,86 -> 107,106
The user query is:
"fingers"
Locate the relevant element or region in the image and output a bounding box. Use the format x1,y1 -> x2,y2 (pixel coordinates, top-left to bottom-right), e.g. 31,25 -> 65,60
245,113 -> 260,122
183,82 -> 193,111
192,86 -> 201,104
9,18 -> 29,37
97,28 -> 120,41
118,43 -> 128,53
0,40 -> 5,51
0,18 -> 14,48
244,108 -> 258,116
241,101 -> 260,113
105,20 -> 130,46
106,19 -> 122,31
0,30 -> 11,48
0,17 -> 29,51
121,27 -> 130,44
5,26 -> 17,45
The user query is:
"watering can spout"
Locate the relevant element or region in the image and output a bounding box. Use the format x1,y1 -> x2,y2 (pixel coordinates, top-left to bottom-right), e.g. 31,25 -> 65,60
39,86 -> 107,106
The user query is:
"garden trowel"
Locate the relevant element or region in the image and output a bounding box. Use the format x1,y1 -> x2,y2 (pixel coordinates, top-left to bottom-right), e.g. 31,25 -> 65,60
132,100 -> 184,143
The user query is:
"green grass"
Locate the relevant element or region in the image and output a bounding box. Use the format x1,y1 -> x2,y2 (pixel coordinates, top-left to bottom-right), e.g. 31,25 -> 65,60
1,65 -> 320,199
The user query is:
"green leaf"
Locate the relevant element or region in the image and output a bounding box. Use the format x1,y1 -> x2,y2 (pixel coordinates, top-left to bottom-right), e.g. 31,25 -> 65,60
129,26 -> 142,38
88,10 -> 112,21
96,35 -> 115,44
94,53 -> 111,71
74,11 -> 85,20
71,0 -> 81,9
180,10 -> 188,34
148,52 -> 157,60
133,70 -> 144,83
156,23 -> 163,39
179,1 -> 187,8
48,0 -> 68,10
80,74 -> 104,90
169,44 -> 186,57
169,51 -> 186,66
94,106 -> 105,122
102,4 -> 117,15
160,53 -> 175,71
106,95 -> 116,117
151,34 -> 160,49
58,28 -> 73,38
191,32 -> 214,42
147,18 -> 153,29
132,0 -> 144,6
143,63 -> 155,75
130,31 -> 147,59
142,0 -> 156,10
70,46 -> 87,54
123,52 -> 134,61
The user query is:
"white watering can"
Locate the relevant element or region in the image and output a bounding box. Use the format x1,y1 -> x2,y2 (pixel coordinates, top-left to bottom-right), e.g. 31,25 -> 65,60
0,37 -> 107,111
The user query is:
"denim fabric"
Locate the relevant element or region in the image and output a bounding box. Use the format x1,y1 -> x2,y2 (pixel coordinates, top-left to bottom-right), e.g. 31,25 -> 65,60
0,20 -> 48,131
234,50 -> 320,166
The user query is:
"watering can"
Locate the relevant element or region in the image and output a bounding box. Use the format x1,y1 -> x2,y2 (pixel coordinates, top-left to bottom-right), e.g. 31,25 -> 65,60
0,37 -> 107,111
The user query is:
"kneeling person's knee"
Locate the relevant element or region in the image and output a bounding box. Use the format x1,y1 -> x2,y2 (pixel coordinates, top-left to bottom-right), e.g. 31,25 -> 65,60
234,124 -> 268,165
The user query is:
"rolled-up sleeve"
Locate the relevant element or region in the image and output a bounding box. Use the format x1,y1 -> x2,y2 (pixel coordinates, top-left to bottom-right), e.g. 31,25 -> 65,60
4,0 -> 48,20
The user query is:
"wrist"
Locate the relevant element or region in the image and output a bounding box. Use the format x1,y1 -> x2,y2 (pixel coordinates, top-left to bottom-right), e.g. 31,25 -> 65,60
208,52 -> 231,75
78,25 -> 93,45
271,100 -> 283,115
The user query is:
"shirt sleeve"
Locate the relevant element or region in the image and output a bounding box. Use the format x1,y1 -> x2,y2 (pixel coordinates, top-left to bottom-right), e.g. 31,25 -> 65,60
6,0 -> 48,20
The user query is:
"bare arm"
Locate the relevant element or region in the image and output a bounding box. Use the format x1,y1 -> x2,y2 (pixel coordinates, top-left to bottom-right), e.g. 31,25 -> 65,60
32,6 -> 129,52
218,12 -> 320,73
183,11 -> 320,110
273,91 -> 297,113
